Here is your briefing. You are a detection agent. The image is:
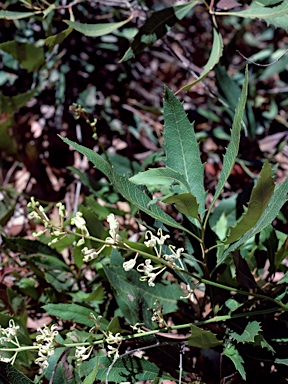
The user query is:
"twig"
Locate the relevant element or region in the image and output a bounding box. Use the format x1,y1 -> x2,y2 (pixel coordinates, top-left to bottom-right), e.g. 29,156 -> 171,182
237,49 -> 288,67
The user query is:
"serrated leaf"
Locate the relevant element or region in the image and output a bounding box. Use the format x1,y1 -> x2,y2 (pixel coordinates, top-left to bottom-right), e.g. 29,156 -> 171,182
223,345 -> 246,380
0,41 -> 44,72
210,67 -> 248,209
216,0 -> 288,29
0,362 -> 33,384
120,2 -> 198,62
61,137 -> 188,233
176,28 -> 223,93
225,161 -> 275,244
230,321 -> 262,343
0,10 -> 36,20
188,324 -> 222,348
42,304 -> 97,327
104,250 -> 182,326
64,15 -> 132,37
163,193 -> 199,218
220,178 -> 288,263
129,167 -> 189,191
163,87 -> 206,218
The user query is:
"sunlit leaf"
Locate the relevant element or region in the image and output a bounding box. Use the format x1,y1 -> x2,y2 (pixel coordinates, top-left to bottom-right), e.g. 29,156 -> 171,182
129,167 -> 189,191
64,15 -> 133,37
176,28 -> 223,92
43,303 -> 98,327
0,10 -> 36,19
163,86 -> 206,218
61,137 -> 188,233
44,27 -> 73,47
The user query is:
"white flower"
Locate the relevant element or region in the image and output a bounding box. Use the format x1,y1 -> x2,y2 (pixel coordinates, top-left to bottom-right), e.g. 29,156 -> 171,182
137,260 -> 166,287
123,254 -> 138,271
82,247 -> 100,262
106,213 -> 121,243
75,345 -> 93,362
35,324 -> 58,370
144,229 -> 170,257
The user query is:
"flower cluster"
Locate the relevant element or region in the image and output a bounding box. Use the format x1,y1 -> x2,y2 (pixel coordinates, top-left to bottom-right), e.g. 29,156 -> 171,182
82,213 -> 122,263
0,319 -> 20,364
35,324 -> 58,370
105,332 -> 123,360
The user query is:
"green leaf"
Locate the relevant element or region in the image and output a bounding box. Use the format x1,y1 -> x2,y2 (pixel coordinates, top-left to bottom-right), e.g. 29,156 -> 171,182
188,324 -> 223,348
0,10 -> 36,20
0,362 -> 33,384
129,167 -> 189,191
176,28 -> 223,92
42,304 -> 97,327
80,355 -> 173,383
220,177 -> 288,263
210,66 -> 248,209
104,250 -> 182,326
0,189 -> 16,226
232,252 -> 258,289
274,236 -> 288,270
230,321 -> 262,343
163,193 -> 199,218
60,137 -> 188,233
217,0 -> 288,29
0,41 -> 44,72
0,88 -> 38,114
44,26 -> 73,47
275,358 -> 288,366
163,86 -> 206,218
82,364 -> 98,384
225,161 -> 275,244
64,15 -> 132,37
223,345 -> 246,380
120,2 -> 198,62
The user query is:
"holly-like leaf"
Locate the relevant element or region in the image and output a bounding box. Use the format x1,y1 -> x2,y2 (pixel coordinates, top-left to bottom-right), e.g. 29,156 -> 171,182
225,161 -> 275,244
223,345 -> 246,380
61,137 -> 188,233
64,15 -> 132,37
163,87 -> 206,218
176,28 -> 223,92
230,321 -> 262,343
188,324 -> 223,348
120,2 -> 198,62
